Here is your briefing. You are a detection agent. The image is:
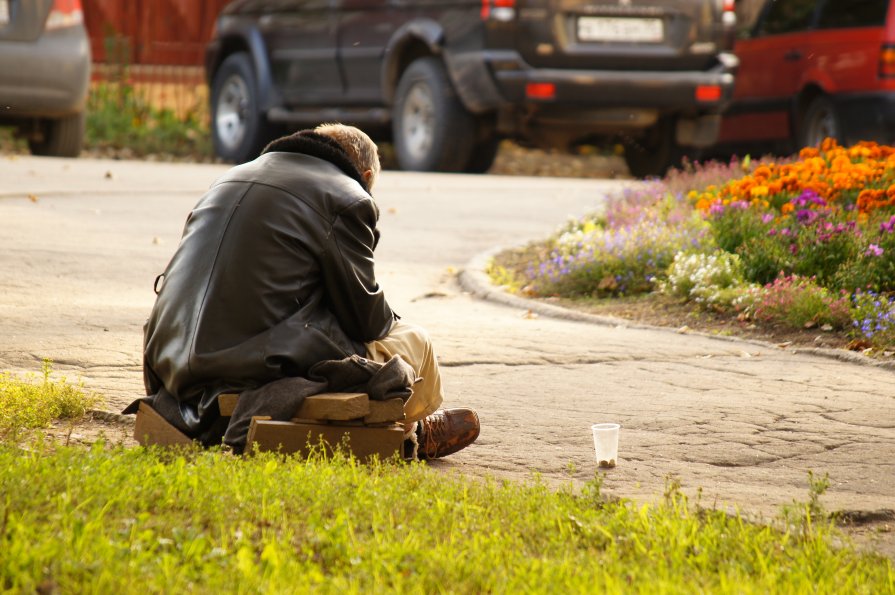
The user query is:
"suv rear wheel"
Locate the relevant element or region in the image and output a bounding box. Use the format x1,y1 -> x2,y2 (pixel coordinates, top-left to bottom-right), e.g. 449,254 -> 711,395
464,136 -> 501,174
28,113 -> 84,158
211,52 -> 276,163
798,95 -> 840,149
622,117 -> 680,178
392,57 -> 475,172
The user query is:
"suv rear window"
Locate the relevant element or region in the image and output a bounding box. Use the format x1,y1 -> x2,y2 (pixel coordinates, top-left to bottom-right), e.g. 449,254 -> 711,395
817,0 -> 888,28
758,0 -> 816,35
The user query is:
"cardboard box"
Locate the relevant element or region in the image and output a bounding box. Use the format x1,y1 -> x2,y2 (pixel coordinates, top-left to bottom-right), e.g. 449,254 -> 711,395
246,418 -> 404,462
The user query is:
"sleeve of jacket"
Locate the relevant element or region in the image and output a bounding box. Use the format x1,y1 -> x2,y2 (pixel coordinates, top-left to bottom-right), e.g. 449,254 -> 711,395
323,198 -> 395,343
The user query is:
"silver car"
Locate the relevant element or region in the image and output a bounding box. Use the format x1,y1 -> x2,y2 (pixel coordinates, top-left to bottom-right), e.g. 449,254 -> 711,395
0,0 -> 90,157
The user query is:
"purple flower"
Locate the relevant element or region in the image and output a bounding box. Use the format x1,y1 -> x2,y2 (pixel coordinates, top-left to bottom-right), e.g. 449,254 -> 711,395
790,189 -> 827,209
880,215 -> 895,234
796,209 -> 818,224
761,213 -> 775,224
866,244 -> 884,257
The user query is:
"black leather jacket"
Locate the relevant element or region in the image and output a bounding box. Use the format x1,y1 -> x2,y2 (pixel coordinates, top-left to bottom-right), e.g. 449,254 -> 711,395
135,132 -> 395,439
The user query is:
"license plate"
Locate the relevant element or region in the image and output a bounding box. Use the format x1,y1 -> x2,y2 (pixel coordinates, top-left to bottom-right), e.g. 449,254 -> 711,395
577,16 -> 664,43
0,0 -> 8,25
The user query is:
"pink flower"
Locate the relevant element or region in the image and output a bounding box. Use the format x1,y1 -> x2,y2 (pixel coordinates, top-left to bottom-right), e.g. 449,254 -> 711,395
866,244 -> 884,257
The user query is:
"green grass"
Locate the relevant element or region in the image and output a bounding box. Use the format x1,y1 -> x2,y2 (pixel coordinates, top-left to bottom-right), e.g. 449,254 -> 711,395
0,442 -> 891,593
2,371 -> 892,593
0,360 -> 102,442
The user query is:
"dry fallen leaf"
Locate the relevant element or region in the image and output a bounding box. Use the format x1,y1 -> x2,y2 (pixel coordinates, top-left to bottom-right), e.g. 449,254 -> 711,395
27,193 -> 38,203
522,309 -> 538,319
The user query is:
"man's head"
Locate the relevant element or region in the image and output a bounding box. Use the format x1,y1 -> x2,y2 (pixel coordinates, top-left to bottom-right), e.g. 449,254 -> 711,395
314,123 -> 381,190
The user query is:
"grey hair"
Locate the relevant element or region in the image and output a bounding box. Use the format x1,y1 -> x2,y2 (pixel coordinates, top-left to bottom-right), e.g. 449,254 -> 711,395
314,123 -> 381,188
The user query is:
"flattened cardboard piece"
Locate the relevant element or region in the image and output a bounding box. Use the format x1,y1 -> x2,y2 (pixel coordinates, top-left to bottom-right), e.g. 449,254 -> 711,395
133,401 -> 192,447
218,393 -> 240,417
364,398 -> 405,424
247,419 -> 404,462
295,392 -> 370,421
245,415 -> 272,446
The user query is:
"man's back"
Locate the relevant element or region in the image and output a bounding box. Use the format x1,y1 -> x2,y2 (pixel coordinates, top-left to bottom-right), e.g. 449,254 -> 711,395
142,145 -> 393,434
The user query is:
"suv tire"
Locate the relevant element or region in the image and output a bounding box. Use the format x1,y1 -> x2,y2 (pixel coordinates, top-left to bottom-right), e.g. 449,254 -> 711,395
464,136 -> 501,174
28,112 -> 84,158
622,118 -> 680,178
211,52 -> 276,163
392,57 -> 475,172
798,95 -> 840,149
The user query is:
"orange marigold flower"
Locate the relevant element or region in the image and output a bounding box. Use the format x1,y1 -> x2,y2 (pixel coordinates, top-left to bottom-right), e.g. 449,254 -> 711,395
820,137 -> 839,152
799,146 -> 820,159
750,185 -> 769,198
752,165 -> 773,179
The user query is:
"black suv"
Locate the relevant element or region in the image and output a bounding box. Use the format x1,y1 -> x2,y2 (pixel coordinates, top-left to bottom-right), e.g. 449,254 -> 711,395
206,0 -> 739,176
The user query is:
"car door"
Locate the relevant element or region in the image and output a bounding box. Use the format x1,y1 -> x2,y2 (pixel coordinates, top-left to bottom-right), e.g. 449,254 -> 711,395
719,0 -> 819,144
336,0 -> 397,105
263,0 -> 343,105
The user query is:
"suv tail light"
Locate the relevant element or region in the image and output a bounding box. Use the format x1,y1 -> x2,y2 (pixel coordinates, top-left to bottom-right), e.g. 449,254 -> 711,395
721,0 -> 736,27
881,44 -> 895,78
696,84 -> 722,102
46,0 -> 84,30
481,0 -> 515,22
526,82 -> 555,100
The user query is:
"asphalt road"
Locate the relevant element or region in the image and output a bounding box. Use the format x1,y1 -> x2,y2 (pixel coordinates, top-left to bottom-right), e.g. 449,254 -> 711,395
1,155 -> 893,552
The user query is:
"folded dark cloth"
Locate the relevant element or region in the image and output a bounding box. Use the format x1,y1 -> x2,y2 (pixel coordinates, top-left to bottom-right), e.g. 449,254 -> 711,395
223,353 -> 417,454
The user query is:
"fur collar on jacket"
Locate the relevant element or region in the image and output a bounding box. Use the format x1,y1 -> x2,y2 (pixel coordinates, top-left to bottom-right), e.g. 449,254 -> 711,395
262,130 -> 370,193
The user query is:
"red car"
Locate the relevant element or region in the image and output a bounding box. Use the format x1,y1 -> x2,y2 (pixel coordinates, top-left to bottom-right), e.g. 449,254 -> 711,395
717,0 -> 894,154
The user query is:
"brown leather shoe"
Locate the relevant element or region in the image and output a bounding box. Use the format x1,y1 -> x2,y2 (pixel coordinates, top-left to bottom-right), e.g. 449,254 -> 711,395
416,408 -> 480,459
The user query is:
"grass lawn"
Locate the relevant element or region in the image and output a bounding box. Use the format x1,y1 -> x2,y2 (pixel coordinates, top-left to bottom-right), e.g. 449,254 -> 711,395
2,443 -> 894,594
1,372 -> 893,593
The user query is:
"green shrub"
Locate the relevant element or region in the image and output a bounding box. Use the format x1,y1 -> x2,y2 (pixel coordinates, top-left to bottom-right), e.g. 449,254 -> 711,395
86,82 -> 211,159
749,275 -> 852,330
710,205 -> 771,254
735,234 -> 792,286
0,360 -> 102,441
791,220 -> 862,288
835,214 -> 895,292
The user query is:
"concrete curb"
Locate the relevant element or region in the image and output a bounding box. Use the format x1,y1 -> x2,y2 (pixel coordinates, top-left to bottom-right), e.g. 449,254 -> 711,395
458,245 -> 895,371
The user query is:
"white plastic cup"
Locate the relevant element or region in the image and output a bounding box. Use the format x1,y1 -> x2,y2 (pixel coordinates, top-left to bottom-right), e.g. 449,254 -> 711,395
592,423 -> 620,468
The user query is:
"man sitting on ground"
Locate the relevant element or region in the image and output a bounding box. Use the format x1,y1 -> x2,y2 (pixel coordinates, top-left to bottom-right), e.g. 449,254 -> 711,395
127,123 -> 479,458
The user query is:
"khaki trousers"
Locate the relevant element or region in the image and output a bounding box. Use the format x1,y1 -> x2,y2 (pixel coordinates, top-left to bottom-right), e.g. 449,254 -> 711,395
365,320 -> 444,424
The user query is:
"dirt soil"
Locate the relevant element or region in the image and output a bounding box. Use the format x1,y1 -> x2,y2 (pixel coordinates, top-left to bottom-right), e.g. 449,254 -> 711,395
547,293 -> 859,353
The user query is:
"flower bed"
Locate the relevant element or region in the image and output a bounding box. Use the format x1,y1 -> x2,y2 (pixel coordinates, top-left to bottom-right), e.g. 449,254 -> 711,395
489,140 -> 895,352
